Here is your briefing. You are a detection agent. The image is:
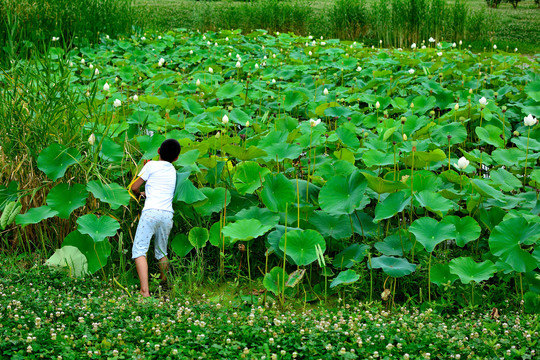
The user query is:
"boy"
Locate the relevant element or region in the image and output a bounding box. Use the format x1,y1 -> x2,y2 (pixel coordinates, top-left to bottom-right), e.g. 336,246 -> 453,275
130,139 -> 180,297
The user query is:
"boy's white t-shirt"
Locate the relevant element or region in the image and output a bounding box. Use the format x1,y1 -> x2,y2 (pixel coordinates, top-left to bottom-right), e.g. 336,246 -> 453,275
138,161 -> 176,213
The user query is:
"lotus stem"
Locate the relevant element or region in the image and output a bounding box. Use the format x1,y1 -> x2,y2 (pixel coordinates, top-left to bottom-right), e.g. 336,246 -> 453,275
246,241 -> 253,304
296,176 -> 300,228
281,203 -> 288,306
368,252 -> 373,302
428,252 -> 432,302
524,128 -> 531,186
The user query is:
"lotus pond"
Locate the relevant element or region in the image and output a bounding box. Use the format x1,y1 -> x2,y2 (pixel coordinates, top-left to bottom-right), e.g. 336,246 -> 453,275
0,29 -> 539,312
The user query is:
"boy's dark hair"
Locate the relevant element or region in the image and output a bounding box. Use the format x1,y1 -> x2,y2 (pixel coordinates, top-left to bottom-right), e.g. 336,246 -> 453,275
159,139 -> 181,163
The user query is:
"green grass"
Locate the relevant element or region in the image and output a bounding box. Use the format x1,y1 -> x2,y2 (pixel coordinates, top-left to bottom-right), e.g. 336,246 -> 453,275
134,0 -> 540,52
1,258 -> 538,359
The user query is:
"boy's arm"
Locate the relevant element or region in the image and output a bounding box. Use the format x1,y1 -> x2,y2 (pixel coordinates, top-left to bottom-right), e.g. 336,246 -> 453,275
131,178 -> 146,199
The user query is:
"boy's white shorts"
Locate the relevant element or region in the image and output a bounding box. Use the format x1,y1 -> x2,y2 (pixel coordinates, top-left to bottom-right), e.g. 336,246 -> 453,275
132,209 -> 174,260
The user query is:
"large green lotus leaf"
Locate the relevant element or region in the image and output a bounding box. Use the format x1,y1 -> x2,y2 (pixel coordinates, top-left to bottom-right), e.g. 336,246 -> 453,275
336,127 -> 360,148
283,91 -> 307,111
471,179 -> 504,200
316,160 -> 357,180
87,181 -> 130,210
128,110 -> 162,125
16,206 -> 59,227
228,108 -> 251,126
232,161 -> 271,195
188,227 -> 209,249
488,217 -> 540,273
137,134 -> 166,160
373,191 -> 411,222
99,137 -> 124,163
309,211 -> 352,240
449,257 -> 497,284
431,123 -> 467,146
76,214 -> 120,243
319,171 -> 367,215
223,145 -> 267,161
45,246 -> 87,278
216,82 -> 244,99
175,149 -> 200,168
375,229 -> 412,256
333,244 -> 370,269
37,143 -> 81,181
235,206 -> 279,228
263,266 -> 288,296
330,269 -> 360,288
46,183 -> 88,219
490,168 -> 522,192
261,143 -> 303,162
62,230 -> 111,274
181,98 -> 204,115
260,173 -> 296,212
414,190 -> 454,217
442,216 -> 481,247
171,233 -> 194,257
491,148 -> 526,168
363,173 -> 408,194
430,263 -> 458,286
279,229 -> 326,266
524,80 -> 540,101
194,187 -> 230,216
409,217 -> 456,253
476,125 -> 504,148
370,256 -> 416,278
402,149 -> 447,168
174,171 -> 208,205
222,219 -> 272,242
362,149 -> 394,167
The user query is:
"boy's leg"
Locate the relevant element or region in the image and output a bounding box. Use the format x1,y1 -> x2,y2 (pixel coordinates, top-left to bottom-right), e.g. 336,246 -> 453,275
154,211 -> 174,284
134,256 -> 150,297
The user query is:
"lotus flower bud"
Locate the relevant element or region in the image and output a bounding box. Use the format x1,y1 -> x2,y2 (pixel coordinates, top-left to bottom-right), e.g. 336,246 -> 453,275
255,64 -> 259,69
88,134 -> 96,145
469,89 -> 473,94
196,79 -> 201,87
215,131 -> 221,139
94,68 -> 99,76
323,88 -> 329,95
408,69 -> 415,74
524,114 -> 538,127
113,99 -> 121,108
456,156 -> 469,170
222,114 -> 229,124
103,82 -> 110,92
375,101 -> 380,109
209,67 -> 214,74
411,43 -> 416,49
236,61 -> 241,68
81,58 -> 85,64
403,134 -> 407,141
454,103 -> 459,111
513,130 -> 520,137
309,118 -> 321,127
89,64 -> 93,69
493,45 -> 497,50
410,103 -> 414,109
245,121 -> 250,127
133,94 -> 138,102
479,97 -> 488,107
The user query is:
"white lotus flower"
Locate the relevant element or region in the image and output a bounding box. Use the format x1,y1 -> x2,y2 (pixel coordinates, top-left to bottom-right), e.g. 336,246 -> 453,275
236,61 -> 241,68
113,99 -> 121,108
309,118 -> 321,127
493,44 -> 497,50
459,40 -> 463,45
88,133 -> 96,145
357,66 -> 362,72
308,51 -> 312,56
190,50 -> 193,55
437,52 -> 443,56
323,88 -> 329,96
207,41 -> 211,45
456,156 -> 470,170
452,43 -> 456,48
81,58 -> 85,64
312,40 -> 316,46
141,36 -> 146,41
479,97 -> 488,107
524,114 -> 538,127
321,42 -> 326,46
103,82 -> 110,91
308,35 -> 313,40
379,40 -> 382,44
133,94 -> 139,102
429,37 -> 435,43
421,45 -> 426,49
255,64 -> 259,69
89,64 -> 93,69
272,54 -> 276,58
52,37 -> 59,42
454,103 -> 459,111
203,35 -> 206,40
196,79 -> 201,87
375,101 -> 380,109
158,36 -> 162,40
225,37 -> 229,41
106,35 -> 110,40
222,114 -> 229,124
408,69 -> 415,74
69,61 -> 73,67
271,79 -> 276,84
514,48 -> 518,52
209,67 -> 214,74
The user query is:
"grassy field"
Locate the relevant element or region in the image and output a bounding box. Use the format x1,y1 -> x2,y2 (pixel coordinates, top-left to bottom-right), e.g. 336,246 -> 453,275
134,0 -> 540,52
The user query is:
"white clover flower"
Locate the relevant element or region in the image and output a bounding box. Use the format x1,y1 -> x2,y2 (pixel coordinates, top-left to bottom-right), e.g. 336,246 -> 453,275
113,99 -> 121,108
524,114 -> 538,126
